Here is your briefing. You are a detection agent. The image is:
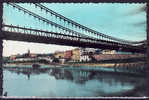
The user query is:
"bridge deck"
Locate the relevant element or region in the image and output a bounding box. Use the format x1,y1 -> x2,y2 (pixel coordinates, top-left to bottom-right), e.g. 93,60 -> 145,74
1,31 -> 145,53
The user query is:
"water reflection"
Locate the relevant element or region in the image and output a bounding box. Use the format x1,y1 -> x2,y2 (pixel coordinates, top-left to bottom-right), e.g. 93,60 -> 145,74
49,67 -> 144,86
3,66 -> 145,97
0,67 -> 3,96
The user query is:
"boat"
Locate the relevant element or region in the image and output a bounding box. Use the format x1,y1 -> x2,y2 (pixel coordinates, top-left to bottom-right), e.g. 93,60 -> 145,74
32,63 -> 40,69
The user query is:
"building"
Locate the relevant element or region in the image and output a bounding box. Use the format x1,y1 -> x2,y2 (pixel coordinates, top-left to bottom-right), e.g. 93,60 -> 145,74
80,48 -> 97,55
37,56 -> 53,62
102,50 -> 116,54
65,50 -> 72,60
59,58 -> 66,64
30,54 -> 37,58
54,51 -> 65,59
115,51 -> 133,54
79,48 -> 97,62
8,49 -> 56,63
102,50 -> 135,55
10,55 -> 16,60
71,48 -> 80,62
36,53 -> 54,62
80,55 -> 91,62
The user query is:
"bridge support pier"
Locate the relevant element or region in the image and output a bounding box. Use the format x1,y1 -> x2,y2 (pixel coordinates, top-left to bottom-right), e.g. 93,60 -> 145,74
0,2 -> 3,96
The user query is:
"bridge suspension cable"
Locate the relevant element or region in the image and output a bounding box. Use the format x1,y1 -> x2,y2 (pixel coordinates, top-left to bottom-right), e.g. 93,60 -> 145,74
5,3 -> 145,46
34,3 -> 111,42
33,3 -> 143,45
7,3 -> 95,40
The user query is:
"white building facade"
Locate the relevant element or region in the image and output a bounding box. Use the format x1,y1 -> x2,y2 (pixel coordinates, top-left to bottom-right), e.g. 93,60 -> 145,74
79,48 -> 97,62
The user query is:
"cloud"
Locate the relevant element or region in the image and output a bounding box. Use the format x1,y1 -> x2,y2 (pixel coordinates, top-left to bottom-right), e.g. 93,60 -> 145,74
139,5 -> 147,12
124,4 -> 147,16
132,21 -> 146,27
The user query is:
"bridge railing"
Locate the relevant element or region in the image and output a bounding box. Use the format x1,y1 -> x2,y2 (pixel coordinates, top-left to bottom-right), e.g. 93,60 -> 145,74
2,24 -> 98,42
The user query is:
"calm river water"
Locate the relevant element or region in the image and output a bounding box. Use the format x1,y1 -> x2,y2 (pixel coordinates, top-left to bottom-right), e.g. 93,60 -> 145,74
2,66 -> 145,97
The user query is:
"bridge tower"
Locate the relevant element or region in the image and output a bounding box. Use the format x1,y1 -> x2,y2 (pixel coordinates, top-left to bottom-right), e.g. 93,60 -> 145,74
0,1 -> 3,96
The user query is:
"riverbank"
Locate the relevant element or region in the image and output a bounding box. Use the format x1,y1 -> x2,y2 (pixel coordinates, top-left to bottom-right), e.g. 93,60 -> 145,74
67,61 -> 145,68
3,63 -> 67,68
4,61 -> 146,71
4,61 -> 145,68
3,61 -> 146,77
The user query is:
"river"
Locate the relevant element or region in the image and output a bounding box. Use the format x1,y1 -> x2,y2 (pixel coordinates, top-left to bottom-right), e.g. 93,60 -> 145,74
2,65 -> 145,97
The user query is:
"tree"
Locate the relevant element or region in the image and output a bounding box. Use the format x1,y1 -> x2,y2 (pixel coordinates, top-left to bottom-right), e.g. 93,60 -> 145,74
53,58 -> 59,63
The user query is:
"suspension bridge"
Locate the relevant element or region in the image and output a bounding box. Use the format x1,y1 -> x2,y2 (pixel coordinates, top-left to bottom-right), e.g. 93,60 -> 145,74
0,2 -> 148,96
0,3 -> 146,53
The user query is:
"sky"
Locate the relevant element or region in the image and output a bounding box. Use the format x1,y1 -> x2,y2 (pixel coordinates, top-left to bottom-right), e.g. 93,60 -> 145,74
2,3 -> 147,57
